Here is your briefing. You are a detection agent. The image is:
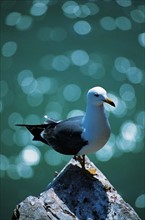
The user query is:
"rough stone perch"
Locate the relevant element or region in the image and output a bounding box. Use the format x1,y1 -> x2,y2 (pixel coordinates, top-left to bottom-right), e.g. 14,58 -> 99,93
12,156 -> 140,220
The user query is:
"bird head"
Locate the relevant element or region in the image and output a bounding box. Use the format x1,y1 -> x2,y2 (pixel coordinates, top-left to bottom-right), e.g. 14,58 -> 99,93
87,87 -> 115,107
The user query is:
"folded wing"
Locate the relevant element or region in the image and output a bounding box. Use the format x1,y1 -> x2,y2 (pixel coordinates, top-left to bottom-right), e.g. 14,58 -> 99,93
42,116 -> 88,155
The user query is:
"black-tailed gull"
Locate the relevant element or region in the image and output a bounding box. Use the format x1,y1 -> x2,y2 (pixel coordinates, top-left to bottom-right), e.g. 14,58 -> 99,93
16,86 -> 115,169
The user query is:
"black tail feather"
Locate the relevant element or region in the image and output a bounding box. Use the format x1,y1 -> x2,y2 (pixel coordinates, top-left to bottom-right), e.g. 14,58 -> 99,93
16,124 -> 48,144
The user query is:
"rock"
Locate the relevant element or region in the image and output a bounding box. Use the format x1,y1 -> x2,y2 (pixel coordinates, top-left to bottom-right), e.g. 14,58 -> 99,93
12,156 -> 141,220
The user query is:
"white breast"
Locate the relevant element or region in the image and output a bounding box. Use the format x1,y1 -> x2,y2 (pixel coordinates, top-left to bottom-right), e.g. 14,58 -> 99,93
77,105 -> 111,155
78,125 -> 110,155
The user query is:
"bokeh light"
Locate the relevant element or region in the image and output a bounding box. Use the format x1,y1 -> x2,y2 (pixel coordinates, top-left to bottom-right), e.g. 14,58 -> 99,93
36,77 -> 53,94
119,83 -> 135,102
116,120 -> 144,153
16,163 -> 33,179
135,194 -> 145,209
71,50 -> 89,66
100,16 -> 116,31
63,84 -> 81,102
30,2 -> 48,16
126,67 -> 143,84
116,0 -> 132,7
13,129 -> 31,147
85,2 -> 99,16
67,109 -> 85,118
121,121 -> 138,142
138,33 -> 145,47
114,57 -> 130,73
8,112 -> 23,129
20,145 -> 41,166
1,0 -> 145,219
16,15 -> 33,31
62,1 -> 79,19
2,41 -> 17,57
27,91 -> 44,107
52,55 -> 70,71
115,16 -> 132,31
73,20 -> 91,35
5,12 -> 22,26
62,1 -> 99,19
130,8 -> 145,24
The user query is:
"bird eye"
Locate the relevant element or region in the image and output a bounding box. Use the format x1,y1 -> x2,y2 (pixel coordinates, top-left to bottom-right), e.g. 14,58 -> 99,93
95,94 -> 99,97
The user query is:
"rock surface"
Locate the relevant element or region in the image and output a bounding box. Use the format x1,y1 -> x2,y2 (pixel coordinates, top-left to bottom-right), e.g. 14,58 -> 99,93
12,156 -> 141,220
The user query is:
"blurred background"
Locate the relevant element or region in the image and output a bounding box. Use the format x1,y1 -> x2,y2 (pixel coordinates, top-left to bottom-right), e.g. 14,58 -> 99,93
0,0 -> 145,219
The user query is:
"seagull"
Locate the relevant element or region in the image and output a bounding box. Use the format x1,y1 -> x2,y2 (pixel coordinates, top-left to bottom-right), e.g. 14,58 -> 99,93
16,87 -> 115,169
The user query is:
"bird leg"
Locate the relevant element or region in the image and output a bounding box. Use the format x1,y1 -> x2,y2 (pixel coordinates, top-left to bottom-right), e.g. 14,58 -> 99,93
73,155 -> 85,169
73,155 -> 97,176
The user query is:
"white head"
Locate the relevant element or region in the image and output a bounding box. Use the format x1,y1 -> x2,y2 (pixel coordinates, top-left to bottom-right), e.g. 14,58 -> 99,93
87,86 -> 115,107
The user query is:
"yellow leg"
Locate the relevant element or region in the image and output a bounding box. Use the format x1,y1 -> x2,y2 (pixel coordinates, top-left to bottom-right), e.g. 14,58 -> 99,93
73,155 -> 97,176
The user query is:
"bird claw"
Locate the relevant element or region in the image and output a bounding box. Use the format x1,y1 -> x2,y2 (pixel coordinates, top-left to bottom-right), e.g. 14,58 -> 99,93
73,155 -> 97,177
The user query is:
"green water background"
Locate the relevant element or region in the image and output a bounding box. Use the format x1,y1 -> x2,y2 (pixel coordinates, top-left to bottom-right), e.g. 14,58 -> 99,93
0,0 -> 145,219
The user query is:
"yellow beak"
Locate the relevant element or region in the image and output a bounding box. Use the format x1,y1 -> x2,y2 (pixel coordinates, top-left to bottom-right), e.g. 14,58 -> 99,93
104,98 -> 115,107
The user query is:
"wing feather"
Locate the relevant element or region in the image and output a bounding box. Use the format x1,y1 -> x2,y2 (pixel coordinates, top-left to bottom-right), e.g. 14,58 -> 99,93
43,116 -> 88,155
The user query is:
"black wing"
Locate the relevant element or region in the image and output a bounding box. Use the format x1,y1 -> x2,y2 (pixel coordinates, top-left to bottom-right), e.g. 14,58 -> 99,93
43,116 -> 88,155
